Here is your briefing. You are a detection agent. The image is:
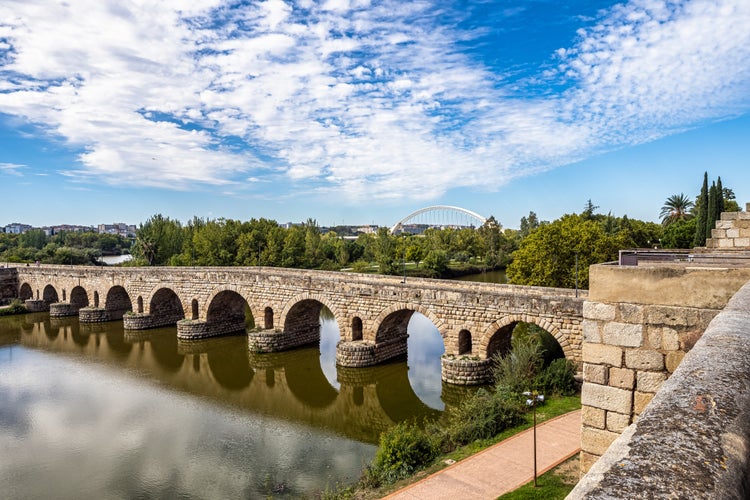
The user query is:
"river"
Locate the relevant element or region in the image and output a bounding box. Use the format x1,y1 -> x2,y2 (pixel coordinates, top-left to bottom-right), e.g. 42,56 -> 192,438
0,309 -> 472,498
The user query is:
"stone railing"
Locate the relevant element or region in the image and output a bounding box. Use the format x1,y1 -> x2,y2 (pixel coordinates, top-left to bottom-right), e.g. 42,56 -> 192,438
569,279 -> 750,498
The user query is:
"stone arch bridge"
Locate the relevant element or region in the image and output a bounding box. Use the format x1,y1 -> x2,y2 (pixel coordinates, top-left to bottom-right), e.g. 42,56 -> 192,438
12,265 -> 585,384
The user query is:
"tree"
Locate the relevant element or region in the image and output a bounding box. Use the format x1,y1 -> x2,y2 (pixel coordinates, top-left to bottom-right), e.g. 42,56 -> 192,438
659,193 -> 694,226
581,200 -> 599,220
716,176 -> 725,215
662,218 -> 697,249
693,172 -> 709,247
132,214 -> 183,265
519,211 -> 540,239
506,214 -> 629,288
706,181 -> 717,241
374,227 -> 397,274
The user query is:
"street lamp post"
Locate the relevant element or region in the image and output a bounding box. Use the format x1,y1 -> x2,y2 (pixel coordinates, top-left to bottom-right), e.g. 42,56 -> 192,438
523,391 -> 545,487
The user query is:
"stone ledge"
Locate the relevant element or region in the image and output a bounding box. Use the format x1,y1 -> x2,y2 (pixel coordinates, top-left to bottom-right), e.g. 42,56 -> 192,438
569,279 -> 750,499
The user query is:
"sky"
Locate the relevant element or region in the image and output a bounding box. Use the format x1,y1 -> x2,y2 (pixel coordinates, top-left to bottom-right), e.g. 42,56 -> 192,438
1,0 -> 749,229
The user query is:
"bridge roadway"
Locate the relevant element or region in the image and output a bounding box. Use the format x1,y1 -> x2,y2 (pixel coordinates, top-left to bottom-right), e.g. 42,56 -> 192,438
12,265 -> 586,385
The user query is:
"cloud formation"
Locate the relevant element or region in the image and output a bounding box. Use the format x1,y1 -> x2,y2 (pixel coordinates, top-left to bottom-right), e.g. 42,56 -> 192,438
0,0 -> 748,201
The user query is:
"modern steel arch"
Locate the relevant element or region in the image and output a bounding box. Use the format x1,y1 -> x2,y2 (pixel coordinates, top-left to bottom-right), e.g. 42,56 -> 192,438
390,205 -> 487,234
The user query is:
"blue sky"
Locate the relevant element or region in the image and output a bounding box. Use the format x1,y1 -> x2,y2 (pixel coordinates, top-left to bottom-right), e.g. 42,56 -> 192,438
1,0 -> 749,229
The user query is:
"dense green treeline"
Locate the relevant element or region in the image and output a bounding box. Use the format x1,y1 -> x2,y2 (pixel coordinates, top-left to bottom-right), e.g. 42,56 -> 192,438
0,230 -> 131,265
127,214 -> 518,277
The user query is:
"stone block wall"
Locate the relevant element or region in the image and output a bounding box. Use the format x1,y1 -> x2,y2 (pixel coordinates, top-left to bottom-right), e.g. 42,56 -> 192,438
706,203 -> 750,250
176,318 -> 246,340
579,261 -> 750,473
49,302 -> 78,318
0,268 -> 18,305
571,279 -> 750,498
441,356 -> 494,385
79,307 -> 109,323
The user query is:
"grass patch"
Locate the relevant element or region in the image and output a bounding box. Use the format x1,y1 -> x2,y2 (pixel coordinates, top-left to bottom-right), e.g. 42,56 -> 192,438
0,299 -> 27,317
497,454 -> 580,499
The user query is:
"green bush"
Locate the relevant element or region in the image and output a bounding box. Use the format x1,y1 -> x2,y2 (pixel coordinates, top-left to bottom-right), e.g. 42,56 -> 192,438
370,421 -> 437,484
439,388 -> 525,449
536,358 -> 577,396
0,299 -> 26,316
494,335 -> 544,395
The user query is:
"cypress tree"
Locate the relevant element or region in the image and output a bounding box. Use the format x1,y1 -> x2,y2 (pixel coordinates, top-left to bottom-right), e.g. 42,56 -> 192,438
716,176 -> 725,215
693,172 -> 709,247
706,181 -> 717,241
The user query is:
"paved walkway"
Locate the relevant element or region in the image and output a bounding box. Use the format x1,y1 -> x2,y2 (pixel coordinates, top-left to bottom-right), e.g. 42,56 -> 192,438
384,410 -> 581,500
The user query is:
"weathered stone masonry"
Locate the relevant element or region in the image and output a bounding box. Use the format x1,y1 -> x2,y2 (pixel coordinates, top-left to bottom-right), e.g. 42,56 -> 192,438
11,265 -> 585,385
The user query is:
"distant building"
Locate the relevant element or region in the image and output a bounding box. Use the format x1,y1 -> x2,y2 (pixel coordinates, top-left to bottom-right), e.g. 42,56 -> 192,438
356,225 -> 378,234
97,223 -> 136,237
3,223 -> 32,234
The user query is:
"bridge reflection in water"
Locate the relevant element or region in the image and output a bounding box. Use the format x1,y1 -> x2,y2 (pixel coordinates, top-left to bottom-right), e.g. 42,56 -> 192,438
13,312 -> 468,444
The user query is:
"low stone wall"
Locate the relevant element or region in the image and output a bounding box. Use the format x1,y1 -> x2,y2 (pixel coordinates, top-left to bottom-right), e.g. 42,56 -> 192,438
441,356 -> 494,385
569,279 -> 750,499
79,307 -> 108,323
49,302 -> 78,318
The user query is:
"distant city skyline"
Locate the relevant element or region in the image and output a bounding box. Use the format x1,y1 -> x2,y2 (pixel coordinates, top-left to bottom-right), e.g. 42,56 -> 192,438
1,0 -> 749,229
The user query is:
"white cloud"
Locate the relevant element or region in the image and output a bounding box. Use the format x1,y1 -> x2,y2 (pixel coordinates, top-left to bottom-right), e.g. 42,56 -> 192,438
0,0 -> 748,202
0,162 -> 26,176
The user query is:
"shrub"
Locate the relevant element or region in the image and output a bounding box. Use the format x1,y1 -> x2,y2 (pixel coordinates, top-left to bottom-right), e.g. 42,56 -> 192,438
370,421 -> 437,484
439,389 -> 525,449
0,299 -> 26,316
536,358 -> 577,396
494,335 -> 544,395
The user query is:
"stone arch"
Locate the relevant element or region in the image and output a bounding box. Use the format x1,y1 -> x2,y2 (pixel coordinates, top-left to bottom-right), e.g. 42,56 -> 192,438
69,286 -> 89,311
137,296 -> 144,313
43,284 -> 59,305
479,314 -> 572,361
264,307 -> 274,329
147,287 -> 185,325
93,291 -> 100,308
458,329 -> 472,355
19,283 -> 33,301
105,286 -> 133,320
191,299 -> 199,320
351,316 -> 363,341
205,290 -> 254,334
62,289 -> 67,301
278,292 -> 345,339
371,302 -> 446,344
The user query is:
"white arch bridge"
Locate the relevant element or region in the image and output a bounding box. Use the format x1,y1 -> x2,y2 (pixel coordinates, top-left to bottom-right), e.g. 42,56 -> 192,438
390,205 -> 487,234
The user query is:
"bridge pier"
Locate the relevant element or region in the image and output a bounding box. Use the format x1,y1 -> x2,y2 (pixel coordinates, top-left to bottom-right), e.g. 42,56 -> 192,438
336,336 -> 409,368
440,356 -> 494,385
123,312 -> 182,330
248,326 -> 319,353
176,318 -> 246,340
49,302 -> 79,318
79,307 -> 109,323
24,299 -> 48,312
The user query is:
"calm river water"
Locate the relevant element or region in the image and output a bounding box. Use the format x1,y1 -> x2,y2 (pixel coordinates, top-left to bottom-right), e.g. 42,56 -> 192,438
0,309 -> 473,498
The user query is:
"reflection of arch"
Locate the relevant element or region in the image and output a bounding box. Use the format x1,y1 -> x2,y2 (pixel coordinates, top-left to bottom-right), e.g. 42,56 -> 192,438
105,286 -> 133,320
148,288 -> 184,325
19,283 -> 32,301
264,307 -> 274,329
480,315 -> 571,360
458,329 -> 472,355
149,332 -> 184,372
70,286 -> 89,311
208,342 -> 254,390
374,362 -> 440,422
351,317 -> 363,341
206,290 -> 253,333
283,348 -> 338,408
105,322 -> 132,355
43,285 -> 59,305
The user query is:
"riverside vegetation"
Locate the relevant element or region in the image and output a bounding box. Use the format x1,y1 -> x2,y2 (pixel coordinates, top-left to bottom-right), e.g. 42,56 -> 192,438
320,326 -> 579,499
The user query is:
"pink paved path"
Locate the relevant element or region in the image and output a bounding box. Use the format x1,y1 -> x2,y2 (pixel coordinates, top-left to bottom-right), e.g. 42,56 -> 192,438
384,410 -> 581,500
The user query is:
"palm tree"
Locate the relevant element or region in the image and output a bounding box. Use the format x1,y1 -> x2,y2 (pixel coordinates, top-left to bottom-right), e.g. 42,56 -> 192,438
660,193 -> 694,226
